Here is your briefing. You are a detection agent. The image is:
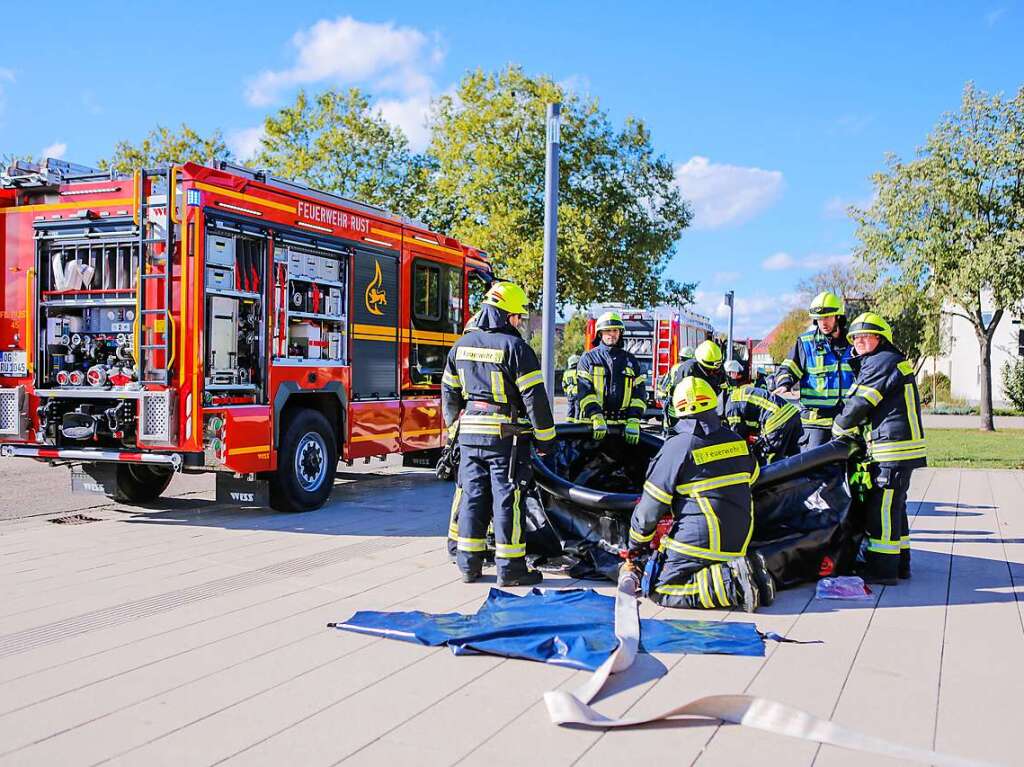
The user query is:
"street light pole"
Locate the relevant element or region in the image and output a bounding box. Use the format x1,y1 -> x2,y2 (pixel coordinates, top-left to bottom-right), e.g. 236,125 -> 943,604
541,102 -> 561,403
725,290 -> 735,363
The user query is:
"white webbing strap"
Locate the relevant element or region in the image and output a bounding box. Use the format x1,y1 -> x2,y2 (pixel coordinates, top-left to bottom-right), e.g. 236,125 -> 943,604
543,569 -> 995,767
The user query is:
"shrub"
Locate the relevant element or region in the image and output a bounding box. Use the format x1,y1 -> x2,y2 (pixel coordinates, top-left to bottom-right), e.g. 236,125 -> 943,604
918,371 -> 951,406
1000,357 -> 1024,413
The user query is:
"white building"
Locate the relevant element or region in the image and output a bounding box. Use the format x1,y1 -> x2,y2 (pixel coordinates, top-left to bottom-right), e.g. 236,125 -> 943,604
929,301 -> 1023,407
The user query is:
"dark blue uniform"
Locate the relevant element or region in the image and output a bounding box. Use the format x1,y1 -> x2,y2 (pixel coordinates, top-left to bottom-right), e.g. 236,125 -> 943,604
724,384 -> 803,464
630,413 -> 760,608
441,305 -> 555,579
575,343 -> 647,422
833,342 -> 925,580
774,327 -> 855,448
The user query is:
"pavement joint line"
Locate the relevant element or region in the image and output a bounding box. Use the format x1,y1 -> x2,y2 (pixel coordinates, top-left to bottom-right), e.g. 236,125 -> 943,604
932,469 -> 961,753
0,534 -> 432,659
1,562 -> 466,758
0,538 -> 449,704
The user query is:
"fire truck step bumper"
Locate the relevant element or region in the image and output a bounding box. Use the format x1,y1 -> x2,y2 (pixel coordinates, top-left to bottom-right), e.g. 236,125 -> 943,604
0,445 -> 182,469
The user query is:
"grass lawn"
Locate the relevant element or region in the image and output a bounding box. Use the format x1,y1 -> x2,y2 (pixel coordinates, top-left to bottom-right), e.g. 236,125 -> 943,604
926,428 -> 1024,469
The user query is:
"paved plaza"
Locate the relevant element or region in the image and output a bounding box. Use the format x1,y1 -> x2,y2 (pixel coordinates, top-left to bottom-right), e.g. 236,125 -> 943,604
0,461 -> 1021,766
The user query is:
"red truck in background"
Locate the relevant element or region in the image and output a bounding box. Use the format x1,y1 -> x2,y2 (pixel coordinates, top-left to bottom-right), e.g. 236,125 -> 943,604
0,158 -> 492,511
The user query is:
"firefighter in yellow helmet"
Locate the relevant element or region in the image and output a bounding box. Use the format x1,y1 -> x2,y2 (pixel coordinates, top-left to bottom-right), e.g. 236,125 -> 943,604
441,281 -> 555,586
575,311 -> 648,444
562,353 -> 582,421
832,312 -> 925,584
628,376 -> 774,611
773,291 -> 855,449
663,339 -> 727,428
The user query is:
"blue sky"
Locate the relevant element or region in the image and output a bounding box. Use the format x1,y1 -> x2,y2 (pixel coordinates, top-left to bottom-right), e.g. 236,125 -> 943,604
2,2 -> 1021,336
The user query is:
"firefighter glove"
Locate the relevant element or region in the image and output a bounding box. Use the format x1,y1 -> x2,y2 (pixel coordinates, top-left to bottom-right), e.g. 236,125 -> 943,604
624,418 -> 641,444
591,414 -> 608,441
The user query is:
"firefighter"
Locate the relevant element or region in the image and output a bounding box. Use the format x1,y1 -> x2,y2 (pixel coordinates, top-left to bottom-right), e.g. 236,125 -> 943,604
724,359 -> 746,386
441,281 -> 555,586
772,291 -> 855,449
629,376 -> 774,611
562,353 -> 582,422
832,312 -> 925,584
576,312 -> 648,445
724,382 -> 803,464
663,339 -> 726,428
656,346 -> 693,403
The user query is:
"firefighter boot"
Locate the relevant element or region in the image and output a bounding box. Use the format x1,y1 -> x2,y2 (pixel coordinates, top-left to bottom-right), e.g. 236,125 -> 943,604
899,548 -> 912,580
458,552 -> 483,584
726,558 -> 760,613
748,552 -> 776,607
857,552 -> 898,586
497,566 -> 543,587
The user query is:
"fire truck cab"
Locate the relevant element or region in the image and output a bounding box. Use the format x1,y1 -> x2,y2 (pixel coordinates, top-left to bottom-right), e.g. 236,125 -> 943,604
0,159 -> 492,511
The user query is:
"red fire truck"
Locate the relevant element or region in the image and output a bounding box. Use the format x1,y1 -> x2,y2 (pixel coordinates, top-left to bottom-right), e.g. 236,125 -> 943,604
584,305 -> 714,406
0,159 -> 492,511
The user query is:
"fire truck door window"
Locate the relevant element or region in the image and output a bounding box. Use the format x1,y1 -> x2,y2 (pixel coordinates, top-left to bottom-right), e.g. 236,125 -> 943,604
409,259 -> 462,387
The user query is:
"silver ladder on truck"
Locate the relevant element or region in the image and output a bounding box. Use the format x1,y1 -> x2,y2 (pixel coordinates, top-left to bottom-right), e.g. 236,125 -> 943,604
135,168 -> 177,386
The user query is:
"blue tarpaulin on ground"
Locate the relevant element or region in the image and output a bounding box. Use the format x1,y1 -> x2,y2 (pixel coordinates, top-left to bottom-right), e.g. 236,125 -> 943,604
330,587 -> 764,671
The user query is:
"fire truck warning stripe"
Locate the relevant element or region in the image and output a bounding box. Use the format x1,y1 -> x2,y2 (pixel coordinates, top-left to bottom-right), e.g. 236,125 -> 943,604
401,235 -> 463,258
402,428 -> 442,437
227,445 -> 271,456
402,330 -> 461,345
193,182 -> 295,214
0,198 -> 135,214
350,431 -> 401,443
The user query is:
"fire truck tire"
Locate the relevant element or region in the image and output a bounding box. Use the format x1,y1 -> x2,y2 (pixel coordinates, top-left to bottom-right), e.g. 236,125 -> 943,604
113,464 -> 174,503
270,409 -> 338,512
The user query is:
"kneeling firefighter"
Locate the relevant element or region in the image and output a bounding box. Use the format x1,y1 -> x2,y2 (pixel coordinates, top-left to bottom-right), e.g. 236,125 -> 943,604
576,312 -> 648,445
441,282 -> 556,586
629,377 -> 774,611
723,381 -> 803,465
831,312 -> 926,584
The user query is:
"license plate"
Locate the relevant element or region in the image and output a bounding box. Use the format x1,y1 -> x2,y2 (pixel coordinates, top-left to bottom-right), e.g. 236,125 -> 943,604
0,351 -> 27,377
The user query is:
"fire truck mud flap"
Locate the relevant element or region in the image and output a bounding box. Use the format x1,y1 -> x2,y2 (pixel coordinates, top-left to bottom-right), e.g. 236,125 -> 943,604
524,424 -> 857,586
216,473 -> 271,507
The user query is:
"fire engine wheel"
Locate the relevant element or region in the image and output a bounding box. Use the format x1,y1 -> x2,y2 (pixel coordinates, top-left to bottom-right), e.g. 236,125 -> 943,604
113,464 -> 174,503
270,409 -> 338,513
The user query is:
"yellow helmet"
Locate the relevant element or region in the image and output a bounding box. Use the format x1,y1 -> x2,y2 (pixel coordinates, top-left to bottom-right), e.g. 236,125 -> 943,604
694,340 -> 723,369
847,311 -> 893,344
672,376 -> 718,416
595,311 -> 625,333
809,291 -> 845,318
483,282 -> 529,315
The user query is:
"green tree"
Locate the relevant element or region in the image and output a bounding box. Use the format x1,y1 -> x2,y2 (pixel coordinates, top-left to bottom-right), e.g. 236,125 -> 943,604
423,66 -> 693,310
100,124 -> 230,175
527,312 -> 589,369
796,261 -> 876,310
767,308 -> 809,366
854,84 -> 1024,430
254,88 -> 426,217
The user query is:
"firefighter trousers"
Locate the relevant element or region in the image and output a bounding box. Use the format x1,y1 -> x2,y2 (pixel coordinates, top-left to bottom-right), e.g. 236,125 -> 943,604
862,465 -> 913,579
454,442 -> 531,579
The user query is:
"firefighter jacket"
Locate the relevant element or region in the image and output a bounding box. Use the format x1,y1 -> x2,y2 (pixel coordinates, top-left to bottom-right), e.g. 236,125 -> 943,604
724,384 -> 800,453
576,343 -> 647,422
832,342 -> 926,468
561,367 -> 579,401
441,305 -> 556,448
665,358 -> 726,418
630,414 -> 759,561
774,327 -> 855,427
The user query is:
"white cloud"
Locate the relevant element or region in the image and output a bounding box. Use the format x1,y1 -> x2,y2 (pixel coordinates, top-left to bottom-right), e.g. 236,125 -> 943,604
762,250 -> 852,271
40,142 -> 67,160
693,289 -> 803,337
985,7 -> 1006,25
245,17 -> 439,106
377,92 -> 433,153
762,252 -> 796,271
227,126 -> 266,161
674,156 -> 784,229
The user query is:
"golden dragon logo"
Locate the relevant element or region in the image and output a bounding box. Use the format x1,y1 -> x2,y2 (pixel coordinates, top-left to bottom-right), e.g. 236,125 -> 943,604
365,260 -> 387,316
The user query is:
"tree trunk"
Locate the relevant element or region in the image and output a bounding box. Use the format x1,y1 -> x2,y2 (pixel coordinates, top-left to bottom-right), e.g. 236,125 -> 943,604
974,309 -> 1003,432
